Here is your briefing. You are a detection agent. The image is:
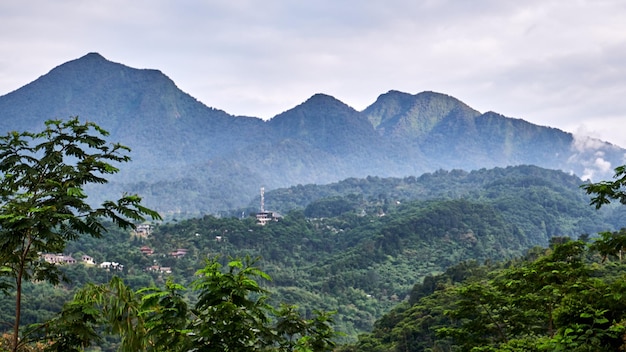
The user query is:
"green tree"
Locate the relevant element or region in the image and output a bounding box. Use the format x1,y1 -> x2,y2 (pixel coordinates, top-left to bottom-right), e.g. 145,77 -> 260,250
189,257 -> 337,351
40,257 -> 337,351
582,165 -> 626,209
589,229 -> 626,262
0,118 -> 160,352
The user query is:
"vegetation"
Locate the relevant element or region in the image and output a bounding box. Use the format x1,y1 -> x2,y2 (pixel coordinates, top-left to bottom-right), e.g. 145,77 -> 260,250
33,257 -> 337,352
3,163 -> 623,344
3,118 -> 626,351
338,235 -> 626,351
0,118 -> 160,351
0,119 -> 338,351
338,164 -> 626,351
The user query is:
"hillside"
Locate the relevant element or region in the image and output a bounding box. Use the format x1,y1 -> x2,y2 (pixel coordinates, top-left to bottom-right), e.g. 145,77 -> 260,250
3,166 -> 624,343
340,239 -> 626,351
0,53 -> 624,215
249,165 -> 617,245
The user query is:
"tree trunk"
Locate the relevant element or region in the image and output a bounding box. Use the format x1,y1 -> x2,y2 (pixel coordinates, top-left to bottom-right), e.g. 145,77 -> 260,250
11,265 -> 23,352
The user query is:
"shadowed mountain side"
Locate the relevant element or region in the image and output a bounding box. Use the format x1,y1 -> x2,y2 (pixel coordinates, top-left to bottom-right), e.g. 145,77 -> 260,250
0,53 -> 267,180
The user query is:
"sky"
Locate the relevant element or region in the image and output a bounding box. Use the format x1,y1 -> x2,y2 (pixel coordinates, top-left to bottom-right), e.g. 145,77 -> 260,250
1,0 -> 626,148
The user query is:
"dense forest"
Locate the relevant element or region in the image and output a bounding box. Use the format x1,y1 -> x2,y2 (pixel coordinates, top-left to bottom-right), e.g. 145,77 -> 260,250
2,165 -> 625,349
339,234 -> 626,351
2,119 -> 626,351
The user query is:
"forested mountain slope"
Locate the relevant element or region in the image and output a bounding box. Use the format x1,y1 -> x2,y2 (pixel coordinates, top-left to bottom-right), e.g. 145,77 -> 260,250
0,53 -> 624,215
3,166 -> 623,343
340,237 -> 626,351
255,165 -> 619,245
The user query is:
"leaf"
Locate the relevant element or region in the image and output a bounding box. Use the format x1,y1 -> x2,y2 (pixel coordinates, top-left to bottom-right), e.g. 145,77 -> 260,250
67,187 -> 87,198
228,260 -> 243,269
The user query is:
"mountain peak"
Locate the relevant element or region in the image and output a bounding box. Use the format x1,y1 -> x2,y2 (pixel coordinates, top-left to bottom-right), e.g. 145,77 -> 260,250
361,90 -> 481,139
79,52 -> 107,61
271,93 -> 355,123
271,93 -> 357,118
380,90 -> 413,98
303,93 -> 346,106
56,52 -> 118,71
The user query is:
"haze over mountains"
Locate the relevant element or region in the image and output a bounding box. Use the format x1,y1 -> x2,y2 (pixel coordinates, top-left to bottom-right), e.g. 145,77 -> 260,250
0,53 -> 623,215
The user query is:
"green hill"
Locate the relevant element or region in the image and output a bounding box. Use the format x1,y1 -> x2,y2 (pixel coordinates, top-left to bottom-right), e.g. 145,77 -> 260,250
4,166 -> 623,344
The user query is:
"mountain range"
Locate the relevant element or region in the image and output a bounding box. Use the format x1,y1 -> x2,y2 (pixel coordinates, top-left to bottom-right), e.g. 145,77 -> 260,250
0,52 -> 623,215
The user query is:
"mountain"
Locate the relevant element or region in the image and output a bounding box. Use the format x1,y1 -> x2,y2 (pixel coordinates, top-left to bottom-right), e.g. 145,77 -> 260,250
364,90 -> 481,140
0,53 -> 623,215
0,53 -> 265,177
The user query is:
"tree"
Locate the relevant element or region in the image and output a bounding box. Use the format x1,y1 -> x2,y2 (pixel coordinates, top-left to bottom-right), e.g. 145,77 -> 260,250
589,229 -> 626,262
40,257 -> 337,351
0,118 -> 160,352
189,256 -> 337,351
582,165 -> 626,209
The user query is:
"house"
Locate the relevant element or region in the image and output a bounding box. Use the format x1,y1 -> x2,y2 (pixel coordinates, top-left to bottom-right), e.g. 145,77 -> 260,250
146,265 -> 172,274
100,261 -> 123,271
140,246 -> 154,255
170,248 -> 188,258
41,253 -> 60,264
133,224 -> 152,238
41,253 -> 76,265
256,211 -> 282,225
81,255 -> 95,265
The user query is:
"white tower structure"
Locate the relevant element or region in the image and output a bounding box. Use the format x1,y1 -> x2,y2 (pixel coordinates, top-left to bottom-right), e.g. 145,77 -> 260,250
256,187 -> 275,225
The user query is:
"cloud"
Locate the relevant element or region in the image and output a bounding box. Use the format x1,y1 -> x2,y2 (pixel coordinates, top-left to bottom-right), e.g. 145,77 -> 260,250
594,156 -> 612,173
572,128 -> 608,153
581,155 -> 612,181
569,130 -> 617,180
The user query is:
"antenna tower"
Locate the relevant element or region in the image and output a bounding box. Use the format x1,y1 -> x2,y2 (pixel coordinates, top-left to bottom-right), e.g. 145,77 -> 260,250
260,187 -> 265,213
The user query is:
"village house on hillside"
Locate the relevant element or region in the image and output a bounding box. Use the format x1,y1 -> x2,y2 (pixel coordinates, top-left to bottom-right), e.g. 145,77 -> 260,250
146,265 -> 172,274
100,261 -> 123,271
133,223 -> 153,238
41,253 -> 76,264
170,248 -> 188,258
140,246 -> 154,255
39,253 -> 124,272
256,211 -> 282,225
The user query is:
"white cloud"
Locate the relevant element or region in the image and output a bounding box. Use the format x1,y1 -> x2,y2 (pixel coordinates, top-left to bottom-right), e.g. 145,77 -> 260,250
594,157 -> 612,173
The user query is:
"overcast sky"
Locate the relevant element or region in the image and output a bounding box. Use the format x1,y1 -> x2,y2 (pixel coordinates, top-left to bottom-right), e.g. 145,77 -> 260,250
2,0 -> 626,149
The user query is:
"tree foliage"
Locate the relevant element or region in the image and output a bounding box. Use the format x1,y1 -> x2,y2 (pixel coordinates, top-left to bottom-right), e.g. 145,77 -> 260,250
341,161 -> 626,351
341,239 -> 626,351
0,118 -> 161,352
582,165 -> 626,209
33,257 -> 337,352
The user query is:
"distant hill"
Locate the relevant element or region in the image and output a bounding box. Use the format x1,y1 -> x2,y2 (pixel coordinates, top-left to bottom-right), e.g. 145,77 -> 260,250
253,165 -> 621,246
0,53 -> 623,215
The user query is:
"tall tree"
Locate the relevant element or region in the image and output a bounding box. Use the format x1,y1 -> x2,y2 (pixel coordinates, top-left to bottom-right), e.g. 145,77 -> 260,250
0,118 -> 160,352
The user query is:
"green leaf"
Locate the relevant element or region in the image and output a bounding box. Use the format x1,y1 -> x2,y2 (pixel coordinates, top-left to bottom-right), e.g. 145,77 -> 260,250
67,187 -> 86,198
